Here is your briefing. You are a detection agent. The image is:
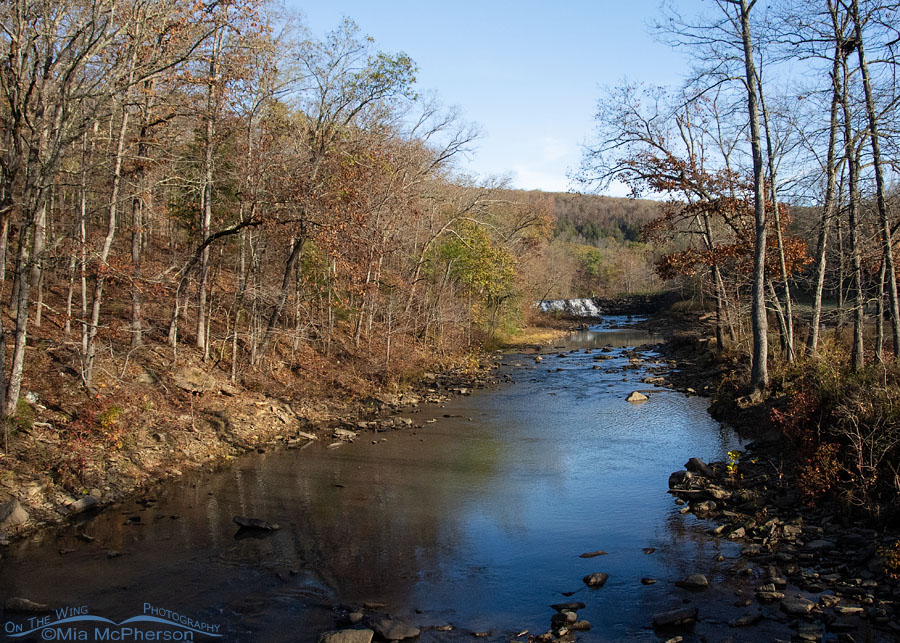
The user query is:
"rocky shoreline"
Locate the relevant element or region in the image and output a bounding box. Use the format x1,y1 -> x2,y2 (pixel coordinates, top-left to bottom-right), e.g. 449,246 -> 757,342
662,445 -> 900,642
644,310 -> 900,643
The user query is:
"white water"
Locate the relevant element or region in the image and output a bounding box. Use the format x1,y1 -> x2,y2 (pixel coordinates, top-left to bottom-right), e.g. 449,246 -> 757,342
536,298 -> 602,317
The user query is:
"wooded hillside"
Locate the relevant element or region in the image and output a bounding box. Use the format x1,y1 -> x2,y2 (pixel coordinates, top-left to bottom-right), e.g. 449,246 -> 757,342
0,1 -> 572,449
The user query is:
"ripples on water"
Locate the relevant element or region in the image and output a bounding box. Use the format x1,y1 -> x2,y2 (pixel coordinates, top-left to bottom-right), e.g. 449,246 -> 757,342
0,317 -> 743,641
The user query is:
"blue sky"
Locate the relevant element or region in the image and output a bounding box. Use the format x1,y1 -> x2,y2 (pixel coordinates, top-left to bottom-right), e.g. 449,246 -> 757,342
290,1 -> 701,194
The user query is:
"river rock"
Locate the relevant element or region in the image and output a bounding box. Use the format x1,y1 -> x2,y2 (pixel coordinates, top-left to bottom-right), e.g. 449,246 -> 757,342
371,619 -> 420,641
570,620 -> 591,631
583,572 -> 609,587
756,583 -> 785,602
641,578 -> 657,585
675,574 -> 709,590
729,612 -> 763,627
652,607 -> 698,628
782,524 -> 802,539
333,429 -> 358,441
233,516 -> 280,531
684,457 -> 715,478
796,623 -> 822,642
626,391 -> 648,403
781,597 -> 816,615
705,486 -> 732,501
551,601 -> 586,612
579,550 -> 607,558
551,611 -> 577,626
728,526 -> 746,539
819,595 -> 841,608
805,539 -> 836,552
318,630 -> 374,643
0,498 -> 29,529
5,597 -> 51,613
690,500 -> 716,514
668,470 -> 691,488
67,495 -> 99,515
741,544 -> 763,556
766,575 -> 788,589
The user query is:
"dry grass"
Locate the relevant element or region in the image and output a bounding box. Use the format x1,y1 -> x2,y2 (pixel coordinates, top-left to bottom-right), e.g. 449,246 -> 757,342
499,326 -> 570,348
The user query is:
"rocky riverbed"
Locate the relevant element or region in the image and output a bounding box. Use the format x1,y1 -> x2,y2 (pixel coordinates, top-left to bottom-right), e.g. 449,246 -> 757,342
660,444 -> 900,642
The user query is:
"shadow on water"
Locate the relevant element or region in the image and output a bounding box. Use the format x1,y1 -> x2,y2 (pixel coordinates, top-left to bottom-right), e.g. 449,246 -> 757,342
0,317 -> 742,641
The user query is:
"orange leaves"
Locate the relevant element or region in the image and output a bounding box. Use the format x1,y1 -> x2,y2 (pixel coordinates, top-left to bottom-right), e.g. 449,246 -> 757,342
654,243 -> 746,279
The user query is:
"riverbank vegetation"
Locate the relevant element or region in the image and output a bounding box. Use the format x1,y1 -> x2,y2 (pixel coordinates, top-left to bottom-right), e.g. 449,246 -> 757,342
578,0 -> 900,523
0,0 -> 673,510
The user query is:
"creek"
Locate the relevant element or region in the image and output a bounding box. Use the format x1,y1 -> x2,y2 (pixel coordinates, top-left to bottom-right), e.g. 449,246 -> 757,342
0,318 -> 746,642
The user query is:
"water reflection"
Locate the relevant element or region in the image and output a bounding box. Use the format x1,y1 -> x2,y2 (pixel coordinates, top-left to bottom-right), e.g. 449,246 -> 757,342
0,317 -> 739,641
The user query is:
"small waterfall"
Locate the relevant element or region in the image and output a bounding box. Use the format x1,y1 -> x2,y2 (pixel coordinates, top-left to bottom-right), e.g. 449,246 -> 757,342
536,298 -> 602,317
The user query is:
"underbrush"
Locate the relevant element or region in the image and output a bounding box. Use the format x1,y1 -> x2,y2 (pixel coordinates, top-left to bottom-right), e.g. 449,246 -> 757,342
768,355 -> 900,523
670,297 -> 713,313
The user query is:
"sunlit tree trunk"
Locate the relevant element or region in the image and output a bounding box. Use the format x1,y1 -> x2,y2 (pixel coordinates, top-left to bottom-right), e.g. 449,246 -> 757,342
738,0 -> 769,390
758,85 -> 793,362
84,97 -> 132,388
197,16 -> 226,354
851,0 -> 900,358
808,37 -> 842,356
839,46 -> 865,372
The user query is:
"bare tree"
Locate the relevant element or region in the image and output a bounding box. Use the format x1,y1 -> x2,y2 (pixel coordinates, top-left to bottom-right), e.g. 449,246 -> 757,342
849,0 -> 900,358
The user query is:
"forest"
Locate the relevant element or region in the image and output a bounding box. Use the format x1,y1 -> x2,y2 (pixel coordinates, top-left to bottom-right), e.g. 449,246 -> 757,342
577,0 -> 900,519
0,1 -> 563,438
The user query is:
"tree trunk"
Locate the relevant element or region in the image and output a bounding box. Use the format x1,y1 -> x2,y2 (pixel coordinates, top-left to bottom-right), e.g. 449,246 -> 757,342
131,91 -> 153,349
197,16 -> 225,353
768,281 -> 789,355
758,85 -> 793,362
258,234 -> 305,360
876,257 -> 886,363
739,0 -> 769,390
851,0 -> 900,358
840,48 -> 865,372
808,39 -> 842,356
85,102 -> 130,387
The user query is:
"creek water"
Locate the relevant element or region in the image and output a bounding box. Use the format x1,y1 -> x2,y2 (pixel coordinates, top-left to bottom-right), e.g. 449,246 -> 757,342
0,318 -> 746,642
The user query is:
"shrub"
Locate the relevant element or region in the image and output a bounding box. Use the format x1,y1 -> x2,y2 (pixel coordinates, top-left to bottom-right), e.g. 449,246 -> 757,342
770,359 -> 900,521
15,397 -> 35,433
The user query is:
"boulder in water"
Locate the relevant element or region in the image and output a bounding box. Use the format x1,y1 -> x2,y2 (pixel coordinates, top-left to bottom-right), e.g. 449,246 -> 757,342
684,457 -> 715,478
233,516 -> 279,531
652,607 -> 698,629
318,630 -> 373,643
371,619 -> 419,641
675,574 -> 709,590
583,572 -> 609,587
0,499 -> 29,529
